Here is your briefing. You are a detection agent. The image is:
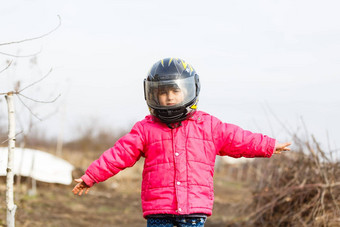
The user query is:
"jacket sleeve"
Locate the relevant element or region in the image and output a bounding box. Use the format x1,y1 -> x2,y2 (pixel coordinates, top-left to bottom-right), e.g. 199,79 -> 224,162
211,116 -> 275,158
81,121 -> 145,187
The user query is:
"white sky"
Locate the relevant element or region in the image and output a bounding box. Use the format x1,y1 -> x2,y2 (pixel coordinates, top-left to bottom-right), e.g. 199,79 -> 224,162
0,0 -> 339,154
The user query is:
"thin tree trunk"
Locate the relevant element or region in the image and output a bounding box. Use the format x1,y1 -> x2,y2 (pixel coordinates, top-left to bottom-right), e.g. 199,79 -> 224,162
5,93 -> 17,227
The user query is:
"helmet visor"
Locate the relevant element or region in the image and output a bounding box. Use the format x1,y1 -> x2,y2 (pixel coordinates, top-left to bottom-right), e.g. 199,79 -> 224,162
145,77 -> 196,109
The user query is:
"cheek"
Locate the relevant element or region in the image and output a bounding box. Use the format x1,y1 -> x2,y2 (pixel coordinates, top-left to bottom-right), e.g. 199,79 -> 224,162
177,93 -> 184,101
158,95 -> 166,104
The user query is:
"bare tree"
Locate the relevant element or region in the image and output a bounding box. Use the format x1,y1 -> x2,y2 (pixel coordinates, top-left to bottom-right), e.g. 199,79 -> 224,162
0,15 -> 61,227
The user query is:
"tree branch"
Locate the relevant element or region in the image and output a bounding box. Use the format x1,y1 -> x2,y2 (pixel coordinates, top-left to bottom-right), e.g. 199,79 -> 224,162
0,91 -> 19,96
0,60 -> 13,74
0,48 -> 42,58
1,130 -> 24,145
16,94 -> 42,121
18,93 -> 61,104
18,68 -> 53,93
0,15 -> 61,47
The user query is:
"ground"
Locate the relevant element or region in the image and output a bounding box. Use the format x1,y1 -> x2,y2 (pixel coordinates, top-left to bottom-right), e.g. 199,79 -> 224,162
0,162 -> 251,227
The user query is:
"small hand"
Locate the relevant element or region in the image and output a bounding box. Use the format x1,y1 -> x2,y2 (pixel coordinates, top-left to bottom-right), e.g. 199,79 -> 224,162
72,178 -> 91,196
274,142 -> 291,154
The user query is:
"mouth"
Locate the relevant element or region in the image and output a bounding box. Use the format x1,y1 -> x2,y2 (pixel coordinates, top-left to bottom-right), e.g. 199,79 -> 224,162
167,103 -> 176,106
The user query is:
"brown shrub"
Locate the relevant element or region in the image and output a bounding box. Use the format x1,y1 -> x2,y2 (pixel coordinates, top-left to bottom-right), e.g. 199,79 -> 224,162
242,135 -> 340,226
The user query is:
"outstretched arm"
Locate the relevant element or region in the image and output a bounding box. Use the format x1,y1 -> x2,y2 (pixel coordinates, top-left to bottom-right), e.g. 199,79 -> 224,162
213,120 -> 276,158
72,121 -> 145,190
274,142 -> 291,154
72,178 -> 91,196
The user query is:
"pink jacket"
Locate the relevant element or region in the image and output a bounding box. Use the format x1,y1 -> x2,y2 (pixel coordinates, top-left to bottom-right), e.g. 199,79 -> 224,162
81,111 -> 276,217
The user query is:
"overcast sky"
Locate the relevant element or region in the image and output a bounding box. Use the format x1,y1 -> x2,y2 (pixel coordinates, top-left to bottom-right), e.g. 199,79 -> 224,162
0,0 -> 339,154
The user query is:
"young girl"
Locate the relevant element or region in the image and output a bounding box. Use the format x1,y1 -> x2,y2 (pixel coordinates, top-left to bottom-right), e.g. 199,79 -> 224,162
72,58 -> 291,227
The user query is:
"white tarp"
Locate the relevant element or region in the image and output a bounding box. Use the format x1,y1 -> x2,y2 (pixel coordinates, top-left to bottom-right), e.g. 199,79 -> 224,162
0,147 -> 74,185
221,156 -> 253,164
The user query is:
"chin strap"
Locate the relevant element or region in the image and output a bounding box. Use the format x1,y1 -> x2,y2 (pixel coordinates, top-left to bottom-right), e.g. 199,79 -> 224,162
166,121 -> 182,129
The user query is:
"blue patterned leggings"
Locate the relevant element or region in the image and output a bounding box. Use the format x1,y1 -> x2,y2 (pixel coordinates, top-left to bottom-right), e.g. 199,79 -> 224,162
147,216 -> 206,227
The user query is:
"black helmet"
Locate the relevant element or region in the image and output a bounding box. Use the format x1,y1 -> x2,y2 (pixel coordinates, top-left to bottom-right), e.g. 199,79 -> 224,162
144,58 -> 200,123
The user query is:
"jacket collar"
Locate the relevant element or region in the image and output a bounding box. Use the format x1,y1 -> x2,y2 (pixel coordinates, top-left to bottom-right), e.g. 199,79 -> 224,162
146,111 -> 203,124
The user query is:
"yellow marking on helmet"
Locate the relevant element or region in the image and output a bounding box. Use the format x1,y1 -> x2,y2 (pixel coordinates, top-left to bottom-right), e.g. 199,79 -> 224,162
181,59 -> 187,70
191,103 -> 197,109
191,100 -> 198,109
161,59 -> 164,67
188,64 -> 193,72
168,58 -> 173,66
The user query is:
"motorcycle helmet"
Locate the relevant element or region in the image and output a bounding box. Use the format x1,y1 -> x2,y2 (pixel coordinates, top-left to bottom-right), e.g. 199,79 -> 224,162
144,58 -> 200,123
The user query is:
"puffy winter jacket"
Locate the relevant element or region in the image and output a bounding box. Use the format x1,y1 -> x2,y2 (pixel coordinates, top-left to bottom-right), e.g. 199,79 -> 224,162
81,111 -> 276,217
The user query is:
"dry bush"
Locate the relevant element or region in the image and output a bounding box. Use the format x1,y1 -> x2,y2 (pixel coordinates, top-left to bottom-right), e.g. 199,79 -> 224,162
241,135 -> 340,226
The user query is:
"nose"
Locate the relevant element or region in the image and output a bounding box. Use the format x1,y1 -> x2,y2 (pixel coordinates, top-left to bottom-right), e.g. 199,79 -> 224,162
167,91 -> 175,100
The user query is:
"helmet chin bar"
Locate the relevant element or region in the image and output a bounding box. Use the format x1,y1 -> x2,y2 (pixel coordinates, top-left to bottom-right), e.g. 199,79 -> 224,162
156,108 -> 187,123
150,98 -> 197,124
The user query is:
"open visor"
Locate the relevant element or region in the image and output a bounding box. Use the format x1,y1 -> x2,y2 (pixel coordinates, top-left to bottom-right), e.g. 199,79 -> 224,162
145,77 -> 196,109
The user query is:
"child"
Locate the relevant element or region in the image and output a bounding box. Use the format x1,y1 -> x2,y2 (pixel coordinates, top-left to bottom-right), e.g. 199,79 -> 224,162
72,58 -> 291,227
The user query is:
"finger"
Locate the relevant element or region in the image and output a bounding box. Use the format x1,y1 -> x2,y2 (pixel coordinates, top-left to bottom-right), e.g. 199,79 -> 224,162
85,188 -> 90,194
72,186 -> 80,194
74,178 -> 83,183
283,142 -> 292,147
279,143 -> 292,150
72,184 -> 82,192
72,189 -> 78,195
78,189 -> 84,196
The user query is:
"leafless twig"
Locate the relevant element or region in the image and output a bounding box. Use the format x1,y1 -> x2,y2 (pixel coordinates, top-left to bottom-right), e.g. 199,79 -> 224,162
1,130 -> 24,144
0,60 -> 13,74
0,15 -> 61,47
16,95 -> 42,121
18,68 -> 53,93
0,48 -> 42,58
0,67 -> 59,121
18,93 -> 61,104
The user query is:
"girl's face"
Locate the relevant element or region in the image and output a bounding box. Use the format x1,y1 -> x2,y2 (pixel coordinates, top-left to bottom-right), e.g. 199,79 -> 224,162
158,87 -> 184,106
